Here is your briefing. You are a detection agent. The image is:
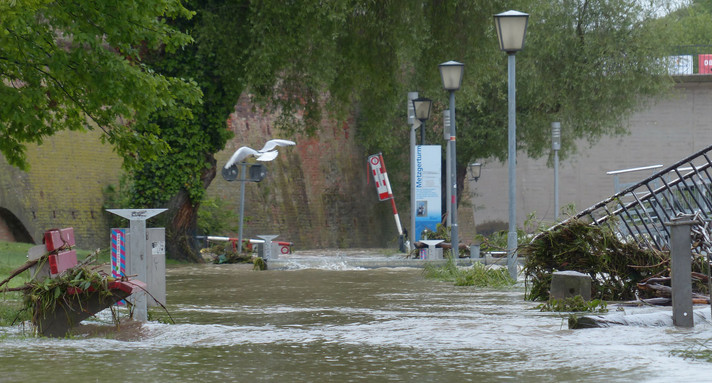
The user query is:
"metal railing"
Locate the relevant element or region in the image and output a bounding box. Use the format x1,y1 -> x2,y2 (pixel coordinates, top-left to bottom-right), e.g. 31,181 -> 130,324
557,144 -> 712,251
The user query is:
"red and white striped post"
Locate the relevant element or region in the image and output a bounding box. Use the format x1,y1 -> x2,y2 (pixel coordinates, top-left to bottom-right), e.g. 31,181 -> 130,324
368,153 -> 406,250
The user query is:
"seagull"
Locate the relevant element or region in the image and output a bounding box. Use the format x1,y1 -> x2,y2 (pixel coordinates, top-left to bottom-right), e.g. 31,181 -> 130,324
224,147 -> 261,169
224,139 -> 296,169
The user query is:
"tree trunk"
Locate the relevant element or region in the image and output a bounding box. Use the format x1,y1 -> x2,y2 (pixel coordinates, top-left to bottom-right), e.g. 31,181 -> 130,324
165,154 -> 217,262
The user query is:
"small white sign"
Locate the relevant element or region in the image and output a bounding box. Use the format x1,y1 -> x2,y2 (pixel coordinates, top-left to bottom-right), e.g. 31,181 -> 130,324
666,55 -> 693,75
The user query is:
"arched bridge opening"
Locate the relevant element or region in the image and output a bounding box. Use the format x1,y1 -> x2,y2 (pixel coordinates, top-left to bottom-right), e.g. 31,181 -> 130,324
0,207 -> 34,244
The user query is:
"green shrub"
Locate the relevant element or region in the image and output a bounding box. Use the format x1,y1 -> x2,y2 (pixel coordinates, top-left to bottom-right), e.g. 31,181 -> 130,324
423,258 -> 516,288
536,296 -> 608,313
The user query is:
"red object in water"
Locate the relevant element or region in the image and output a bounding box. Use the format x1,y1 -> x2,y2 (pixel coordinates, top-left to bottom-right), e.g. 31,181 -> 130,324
65,279 -> 147,295
108,279 -> 147,294
45,228 -> 76,252
48,250 -> 77,276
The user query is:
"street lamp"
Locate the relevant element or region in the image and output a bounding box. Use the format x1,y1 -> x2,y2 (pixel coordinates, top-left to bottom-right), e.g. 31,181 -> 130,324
439,60 -> 464,259
494,10 -> 529,279
552,122 -> 561,220
412,97 -> 432,145
468,162 -> 482,182
468,162 -> 482,240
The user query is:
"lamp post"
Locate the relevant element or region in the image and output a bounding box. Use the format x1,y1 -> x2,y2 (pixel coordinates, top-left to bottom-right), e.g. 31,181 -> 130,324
408,92 -> 419,251
439,60 -> 464,259
494,10 -> 529,279
412,97 -> 432,145
468,162 -> 482,239
552,122 -> 561,220
444,110 -> 451,228
223,139 -> 295,253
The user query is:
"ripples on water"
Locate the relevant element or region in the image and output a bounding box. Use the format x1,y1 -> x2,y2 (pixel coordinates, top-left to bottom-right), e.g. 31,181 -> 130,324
1,251 -> 711,382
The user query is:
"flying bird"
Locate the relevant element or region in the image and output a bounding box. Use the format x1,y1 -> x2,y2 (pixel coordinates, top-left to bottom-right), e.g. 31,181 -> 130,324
224,139 -> 296,169
224,147 -> 261,169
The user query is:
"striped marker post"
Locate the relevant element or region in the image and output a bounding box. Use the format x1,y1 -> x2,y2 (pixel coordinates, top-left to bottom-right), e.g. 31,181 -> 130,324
111,229 -> 127,305
368,153 -> 405,249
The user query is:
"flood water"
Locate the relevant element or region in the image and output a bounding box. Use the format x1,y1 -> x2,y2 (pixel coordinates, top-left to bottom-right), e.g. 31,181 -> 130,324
1,250 -> 712,382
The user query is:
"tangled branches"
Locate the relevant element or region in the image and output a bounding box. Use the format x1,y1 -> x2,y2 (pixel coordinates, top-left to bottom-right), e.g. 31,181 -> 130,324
521,219 -> 668,301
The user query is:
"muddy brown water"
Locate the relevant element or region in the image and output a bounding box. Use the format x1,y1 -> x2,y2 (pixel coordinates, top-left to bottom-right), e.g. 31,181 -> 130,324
1,250 -> 711,382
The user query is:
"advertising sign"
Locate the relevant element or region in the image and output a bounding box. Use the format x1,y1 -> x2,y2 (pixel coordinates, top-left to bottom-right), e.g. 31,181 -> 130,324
414,145 -> 441,241
699,54 -> 712,74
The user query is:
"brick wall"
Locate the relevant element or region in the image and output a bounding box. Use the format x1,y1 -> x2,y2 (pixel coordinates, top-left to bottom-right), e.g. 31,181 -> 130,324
0,93 -> 398,250
210,94 -> 396,248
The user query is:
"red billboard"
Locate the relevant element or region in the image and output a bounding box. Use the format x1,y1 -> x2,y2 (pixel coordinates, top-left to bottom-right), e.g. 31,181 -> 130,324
699,54 -> 712,74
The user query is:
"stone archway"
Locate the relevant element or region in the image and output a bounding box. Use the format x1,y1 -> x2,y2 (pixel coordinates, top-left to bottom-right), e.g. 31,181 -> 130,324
0,207 -> 34,244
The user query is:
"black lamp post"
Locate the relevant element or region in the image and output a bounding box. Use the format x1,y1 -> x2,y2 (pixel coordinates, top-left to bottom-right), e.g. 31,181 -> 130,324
412,97 -> 432,145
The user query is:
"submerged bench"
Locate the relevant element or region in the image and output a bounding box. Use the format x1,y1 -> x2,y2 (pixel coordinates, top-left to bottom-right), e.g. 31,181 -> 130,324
29,228 -> 146,337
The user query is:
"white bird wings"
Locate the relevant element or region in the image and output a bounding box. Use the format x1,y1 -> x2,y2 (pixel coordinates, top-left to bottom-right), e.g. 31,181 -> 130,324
224,146 -> 260,169
258,139 -> 296,153
255,150 -> 279,162
224,139 -> 296,169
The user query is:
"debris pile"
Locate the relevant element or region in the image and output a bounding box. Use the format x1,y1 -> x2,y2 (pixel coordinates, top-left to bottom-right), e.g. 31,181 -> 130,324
520,219 -> 711,302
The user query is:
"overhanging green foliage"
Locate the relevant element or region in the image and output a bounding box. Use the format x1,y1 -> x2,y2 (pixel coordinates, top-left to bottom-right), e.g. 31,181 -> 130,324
0,0 -> 200,170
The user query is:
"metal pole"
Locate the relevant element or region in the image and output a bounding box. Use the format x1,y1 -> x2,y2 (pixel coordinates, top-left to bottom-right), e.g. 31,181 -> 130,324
238,162 -> 247,254
445,112 -> 451,228
552,123 -> 561,221
667,218 -> 694,327
420,121 -> 425,146
408,92 -> 418,251
449,91 -> 458,259
707,251 -> 712,320
507,53 -> 518,280
410,125 -> 416,250
554,148 -> 559,220
470,179 -> 477,237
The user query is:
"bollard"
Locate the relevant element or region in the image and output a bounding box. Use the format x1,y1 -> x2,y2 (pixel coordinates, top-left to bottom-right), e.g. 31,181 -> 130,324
470,244 -> 481,260
421,240 -> 444,260
666,218 -> 696,328
258,235 -> 279,260
550,271 -> 592,301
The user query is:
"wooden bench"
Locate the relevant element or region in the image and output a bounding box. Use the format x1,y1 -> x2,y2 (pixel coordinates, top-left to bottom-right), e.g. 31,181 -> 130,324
30,228 -> 147,337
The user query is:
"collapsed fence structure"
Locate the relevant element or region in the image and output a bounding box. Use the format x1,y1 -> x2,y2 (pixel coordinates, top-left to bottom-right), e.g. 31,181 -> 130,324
523,144 -> 712,303
559,144 -> 712,251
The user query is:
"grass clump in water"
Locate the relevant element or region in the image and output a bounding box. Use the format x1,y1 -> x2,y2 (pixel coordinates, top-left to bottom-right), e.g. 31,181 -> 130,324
536,296 -> 608,313
423,259 -> 515,288
672,340 -> 712,363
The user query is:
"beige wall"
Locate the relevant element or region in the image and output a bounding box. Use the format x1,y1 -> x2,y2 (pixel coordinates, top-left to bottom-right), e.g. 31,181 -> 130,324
462,79 -> 712,239
0,129 -> 123,248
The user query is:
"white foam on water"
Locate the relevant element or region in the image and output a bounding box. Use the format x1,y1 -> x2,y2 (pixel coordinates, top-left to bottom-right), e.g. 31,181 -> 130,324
2,253 -> 712,381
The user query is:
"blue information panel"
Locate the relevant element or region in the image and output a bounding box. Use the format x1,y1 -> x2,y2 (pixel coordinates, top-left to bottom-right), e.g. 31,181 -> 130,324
414,145 -> 441,241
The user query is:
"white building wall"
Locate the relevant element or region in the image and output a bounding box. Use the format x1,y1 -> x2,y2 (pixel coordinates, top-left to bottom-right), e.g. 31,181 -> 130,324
464,79 -> 712,237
